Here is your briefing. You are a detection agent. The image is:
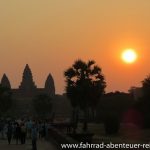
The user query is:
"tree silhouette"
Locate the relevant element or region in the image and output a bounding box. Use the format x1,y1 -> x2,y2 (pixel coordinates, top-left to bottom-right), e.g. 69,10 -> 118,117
134,75 -> 150,128
0,84 -> 12,116
140,75 -> 150,127
33,94 -> 52,118
142,75 -> 150,99
64,59 -> 106,132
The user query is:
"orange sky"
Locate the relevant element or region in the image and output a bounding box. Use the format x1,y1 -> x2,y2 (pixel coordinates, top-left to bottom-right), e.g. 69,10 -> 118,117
0,0 -> 150,94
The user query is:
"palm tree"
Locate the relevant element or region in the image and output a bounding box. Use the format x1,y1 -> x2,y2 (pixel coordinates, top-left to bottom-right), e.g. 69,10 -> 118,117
64,59 -> 106,132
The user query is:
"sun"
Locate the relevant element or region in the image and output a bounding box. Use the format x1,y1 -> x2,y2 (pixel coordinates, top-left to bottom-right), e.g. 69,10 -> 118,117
121,49 -> 137,64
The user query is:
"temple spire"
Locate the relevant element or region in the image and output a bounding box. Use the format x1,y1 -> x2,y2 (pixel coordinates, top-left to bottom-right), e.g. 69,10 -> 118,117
1,74 -> 11,89
19,64 -> 36,90
45,73 -> 55,96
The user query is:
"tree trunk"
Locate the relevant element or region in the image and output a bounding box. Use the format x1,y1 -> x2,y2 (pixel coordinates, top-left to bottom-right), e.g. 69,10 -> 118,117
72,107 -> 79,133
83,108 -> 88,132
92,108 -> 96,121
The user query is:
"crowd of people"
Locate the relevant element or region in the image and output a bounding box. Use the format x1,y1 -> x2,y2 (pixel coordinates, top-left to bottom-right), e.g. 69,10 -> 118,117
0,119 -> 50,150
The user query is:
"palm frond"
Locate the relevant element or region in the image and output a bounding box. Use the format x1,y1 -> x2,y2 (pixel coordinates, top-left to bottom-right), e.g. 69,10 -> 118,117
87,60 -> 95,68
73,59 -> 87,70
64,67 -> 76,79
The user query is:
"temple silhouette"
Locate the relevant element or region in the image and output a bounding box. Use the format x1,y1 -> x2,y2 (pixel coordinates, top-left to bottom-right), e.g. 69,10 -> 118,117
0,64 -> 57,116
1,64 -> 55,98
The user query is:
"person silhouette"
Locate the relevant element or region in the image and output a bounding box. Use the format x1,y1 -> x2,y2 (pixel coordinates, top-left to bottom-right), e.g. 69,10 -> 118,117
15,123 -> 21,144
7,122 -> 13,144
31,123 -> 38,150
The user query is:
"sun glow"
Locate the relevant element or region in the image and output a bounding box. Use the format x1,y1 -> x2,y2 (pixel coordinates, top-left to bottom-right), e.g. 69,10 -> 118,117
121,49 -> 137,64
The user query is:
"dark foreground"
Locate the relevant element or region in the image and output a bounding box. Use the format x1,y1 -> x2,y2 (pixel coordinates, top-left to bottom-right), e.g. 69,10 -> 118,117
0,139 -> 58,150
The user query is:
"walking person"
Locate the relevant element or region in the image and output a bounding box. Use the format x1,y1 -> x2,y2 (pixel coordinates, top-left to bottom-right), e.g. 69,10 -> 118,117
38,122 -> 42,139
45,122 -> 49,140
26,120 -> 33,138
20,123 -> 26,144
41,123 -> 46,140
31,123 -> 38,150
15,123 -> 21,144
0,120 -> 4,139
7,122 -> 13,144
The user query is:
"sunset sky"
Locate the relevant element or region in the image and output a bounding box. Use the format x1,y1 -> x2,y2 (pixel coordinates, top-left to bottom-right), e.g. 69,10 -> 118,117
0,0 -> 150,94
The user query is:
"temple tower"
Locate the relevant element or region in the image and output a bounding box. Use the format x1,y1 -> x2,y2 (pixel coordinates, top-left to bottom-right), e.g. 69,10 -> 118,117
45,73 -> 55,96
1,74 -> 11,89
19,64 -> 36,91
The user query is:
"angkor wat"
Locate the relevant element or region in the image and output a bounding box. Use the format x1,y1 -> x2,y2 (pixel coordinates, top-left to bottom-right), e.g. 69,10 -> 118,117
1,64 -> 55,99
